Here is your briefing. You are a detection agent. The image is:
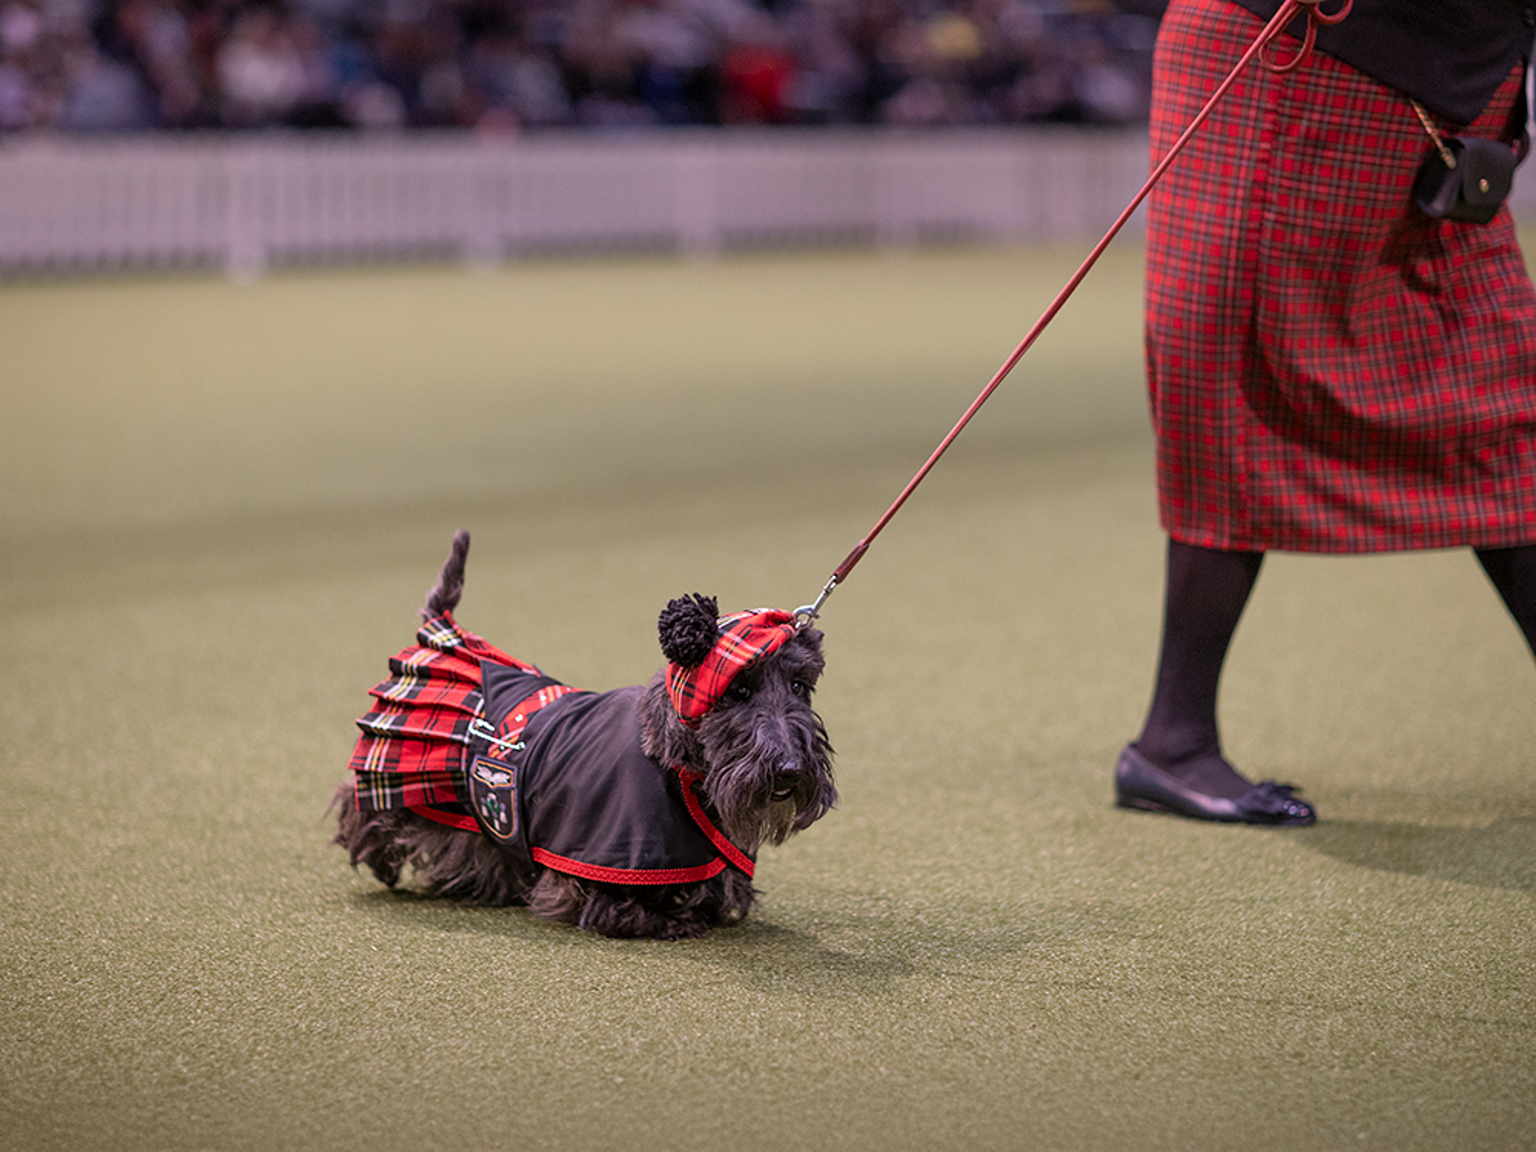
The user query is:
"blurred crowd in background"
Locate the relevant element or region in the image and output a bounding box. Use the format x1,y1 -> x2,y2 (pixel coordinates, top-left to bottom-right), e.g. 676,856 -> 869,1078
0,0 -> 1165,133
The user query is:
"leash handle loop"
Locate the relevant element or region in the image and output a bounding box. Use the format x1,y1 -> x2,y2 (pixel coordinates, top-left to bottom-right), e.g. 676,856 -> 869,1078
1262,0 -> 1352,74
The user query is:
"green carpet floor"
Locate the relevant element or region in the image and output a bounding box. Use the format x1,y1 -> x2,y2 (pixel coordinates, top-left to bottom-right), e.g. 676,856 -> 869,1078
2,244 -> 1533,1152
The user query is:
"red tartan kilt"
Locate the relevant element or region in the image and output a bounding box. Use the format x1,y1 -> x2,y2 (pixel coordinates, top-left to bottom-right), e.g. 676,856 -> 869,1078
347,613 -> 540,831
1146,0 -> 1536,552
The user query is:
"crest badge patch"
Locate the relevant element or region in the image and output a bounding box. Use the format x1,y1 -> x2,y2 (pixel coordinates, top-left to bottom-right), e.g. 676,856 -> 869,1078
468,756 -> 518,843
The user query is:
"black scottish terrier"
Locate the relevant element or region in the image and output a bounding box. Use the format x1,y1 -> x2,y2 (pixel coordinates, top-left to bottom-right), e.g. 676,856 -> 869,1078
334,531 -> 836,939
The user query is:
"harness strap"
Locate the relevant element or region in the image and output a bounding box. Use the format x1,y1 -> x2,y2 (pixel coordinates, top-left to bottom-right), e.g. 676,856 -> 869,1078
477,682 -> 580,759
676,768 -> 756,879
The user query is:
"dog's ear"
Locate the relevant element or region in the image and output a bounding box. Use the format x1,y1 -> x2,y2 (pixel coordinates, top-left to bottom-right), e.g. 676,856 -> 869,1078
658,594 -> 720,667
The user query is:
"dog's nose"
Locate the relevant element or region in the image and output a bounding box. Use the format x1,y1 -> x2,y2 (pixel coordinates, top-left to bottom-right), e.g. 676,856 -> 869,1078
770,757 -> 808,802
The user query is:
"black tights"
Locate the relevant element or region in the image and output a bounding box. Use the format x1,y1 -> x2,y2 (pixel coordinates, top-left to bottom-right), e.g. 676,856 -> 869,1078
1135,540 -> 1536,800
1475,545 -> 1536,655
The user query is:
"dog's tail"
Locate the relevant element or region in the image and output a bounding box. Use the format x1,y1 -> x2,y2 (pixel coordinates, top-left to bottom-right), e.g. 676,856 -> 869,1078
421,528 -> 471,620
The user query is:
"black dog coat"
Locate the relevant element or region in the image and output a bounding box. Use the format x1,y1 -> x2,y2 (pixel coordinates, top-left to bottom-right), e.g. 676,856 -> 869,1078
347,612 -> 755,889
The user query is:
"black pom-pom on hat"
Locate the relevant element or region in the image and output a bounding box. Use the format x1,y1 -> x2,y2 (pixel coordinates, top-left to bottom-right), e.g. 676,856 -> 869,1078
658,594 -> 720,668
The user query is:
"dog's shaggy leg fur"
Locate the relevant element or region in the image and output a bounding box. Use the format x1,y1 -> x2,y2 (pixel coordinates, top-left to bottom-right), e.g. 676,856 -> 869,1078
332,788 -> 522,906
526,869 -> 755,940
336,782 -> 753,935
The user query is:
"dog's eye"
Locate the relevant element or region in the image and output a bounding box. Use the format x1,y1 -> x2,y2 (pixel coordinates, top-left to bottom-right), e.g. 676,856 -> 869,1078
728,682 -> 753,703
791,679 -> 813,699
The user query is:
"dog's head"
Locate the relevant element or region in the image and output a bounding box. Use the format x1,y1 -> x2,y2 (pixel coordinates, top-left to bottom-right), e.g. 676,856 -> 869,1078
641,594 -> 836,850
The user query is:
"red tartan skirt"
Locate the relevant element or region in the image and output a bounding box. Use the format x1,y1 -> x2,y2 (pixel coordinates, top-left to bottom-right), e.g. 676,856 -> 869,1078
1146,0 -> 1536,552
348,613 -> 541,832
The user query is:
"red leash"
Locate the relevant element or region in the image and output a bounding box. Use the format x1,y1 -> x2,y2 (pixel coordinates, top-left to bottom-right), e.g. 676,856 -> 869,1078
795,0 -> 1351,627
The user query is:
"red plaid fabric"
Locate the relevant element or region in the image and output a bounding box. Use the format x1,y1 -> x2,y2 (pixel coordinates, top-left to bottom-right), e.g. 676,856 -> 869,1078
1145,0 -> 1536,552
665,608 -> 798,726
490,681 -> 580,747
348,612 -> 540,830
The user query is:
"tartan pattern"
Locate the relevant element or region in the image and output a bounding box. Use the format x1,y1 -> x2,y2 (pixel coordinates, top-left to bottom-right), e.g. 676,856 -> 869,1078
1145,0 -> 1536,552
665,608 -> 798,726
348,611 -> 540,831
490,682 -> 580,748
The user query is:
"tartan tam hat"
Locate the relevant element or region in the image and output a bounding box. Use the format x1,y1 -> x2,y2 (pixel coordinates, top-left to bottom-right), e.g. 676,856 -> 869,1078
658,595 -> 798,727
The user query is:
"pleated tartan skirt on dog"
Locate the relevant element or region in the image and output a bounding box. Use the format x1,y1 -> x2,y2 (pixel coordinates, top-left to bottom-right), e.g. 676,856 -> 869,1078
347,614 -> 537,833
1146,0 -> 1536,553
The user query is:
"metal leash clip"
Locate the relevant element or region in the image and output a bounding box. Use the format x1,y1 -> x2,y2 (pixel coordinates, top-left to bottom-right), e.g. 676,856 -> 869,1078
794,575 -> 839,630
467,718 -> 525,756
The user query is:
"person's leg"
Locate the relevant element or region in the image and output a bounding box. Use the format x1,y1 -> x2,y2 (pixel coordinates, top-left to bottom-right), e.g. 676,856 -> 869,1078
1133,539 -> 1265,800
1474,545 -> 1536,658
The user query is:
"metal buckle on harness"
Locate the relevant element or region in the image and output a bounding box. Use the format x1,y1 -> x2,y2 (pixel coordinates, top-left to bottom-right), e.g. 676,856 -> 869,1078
468,718 -> 525,756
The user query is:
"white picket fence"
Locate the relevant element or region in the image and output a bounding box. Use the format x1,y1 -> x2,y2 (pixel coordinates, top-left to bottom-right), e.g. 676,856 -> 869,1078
0,128 -> 1153,276
7,128 -> 1532,277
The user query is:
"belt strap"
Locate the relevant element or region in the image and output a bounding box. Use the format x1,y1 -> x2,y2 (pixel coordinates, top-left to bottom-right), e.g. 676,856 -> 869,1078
471,682 -> 580,760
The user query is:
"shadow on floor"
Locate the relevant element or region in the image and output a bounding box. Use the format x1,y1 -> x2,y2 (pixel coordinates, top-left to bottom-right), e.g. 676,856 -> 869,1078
1296,816 -> 1536,892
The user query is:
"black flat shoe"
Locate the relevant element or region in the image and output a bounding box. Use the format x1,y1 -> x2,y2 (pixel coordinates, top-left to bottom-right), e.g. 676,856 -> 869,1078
1114,744 -> 1316,826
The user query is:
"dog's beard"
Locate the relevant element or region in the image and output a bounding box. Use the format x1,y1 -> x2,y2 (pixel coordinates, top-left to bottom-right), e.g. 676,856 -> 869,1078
646,700 -> 835,850
695,706 -> 836,849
